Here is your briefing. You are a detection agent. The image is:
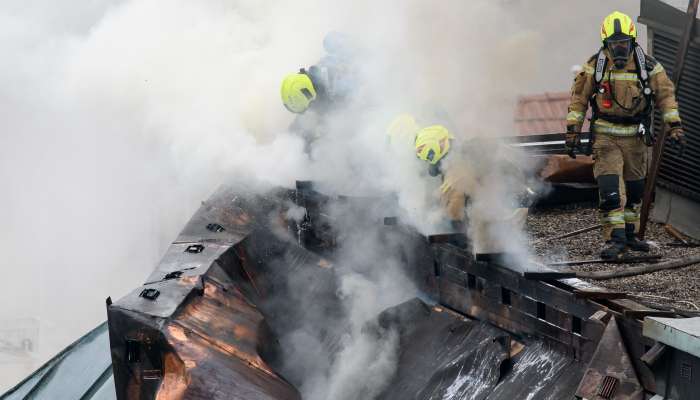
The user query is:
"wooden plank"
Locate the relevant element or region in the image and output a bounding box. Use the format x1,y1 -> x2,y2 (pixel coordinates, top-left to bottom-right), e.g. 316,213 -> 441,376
573,290 -> 628,300
440,263 -> 468,287
468,260 -> 600,318
523,271 -> 578,280
434,244 -> 659,372
439,280 -> 589,350
439,278 -> 607,361
547,304 -> 573,332
624,310 -> 683,319
436,243 -> 664,320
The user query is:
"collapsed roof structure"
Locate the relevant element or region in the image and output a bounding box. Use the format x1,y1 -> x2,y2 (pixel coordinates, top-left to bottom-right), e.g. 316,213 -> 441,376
3,181 -> 699,399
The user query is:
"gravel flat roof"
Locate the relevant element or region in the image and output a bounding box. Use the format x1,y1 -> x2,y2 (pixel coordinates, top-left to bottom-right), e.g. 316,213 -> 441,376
527,205 -> 700,312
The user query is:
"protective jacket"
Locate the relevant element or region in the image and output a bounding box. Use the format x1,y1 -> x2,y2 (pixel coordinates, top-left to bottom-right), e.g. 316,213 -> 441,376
567,49 -> 680,136
439,139 -> 526,221
437,139 -> 530,254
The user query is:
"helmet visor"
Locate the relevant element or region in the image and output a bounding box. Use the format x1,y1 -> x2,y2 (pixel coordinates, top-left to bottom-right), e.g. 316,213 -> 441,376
606,38 -> 632,67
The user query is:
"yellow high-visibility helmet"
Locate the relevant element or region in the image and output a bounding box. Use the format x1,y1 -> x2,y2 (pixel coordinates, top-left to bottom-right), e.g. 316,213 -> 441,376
600,11 -> 637,42
387,114 -> 421,145
280,72 -> 317,113
415,125 -> 453,165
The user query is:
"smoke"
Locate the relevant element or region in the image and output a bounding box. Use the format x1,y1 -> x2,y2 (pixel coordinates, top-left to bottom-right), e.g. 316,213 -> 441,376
1,0 -> 316,388
271,198 -> 419,400
0,0 -> 643,394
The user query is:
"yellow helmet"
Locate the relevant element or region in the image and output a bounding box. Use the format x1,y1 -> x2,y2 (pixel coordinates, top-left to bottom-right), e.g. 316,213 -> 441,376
601,11 -> 637,42
280,72 -> 317,113
387,114 -> 421,145
415,125 -> 453,165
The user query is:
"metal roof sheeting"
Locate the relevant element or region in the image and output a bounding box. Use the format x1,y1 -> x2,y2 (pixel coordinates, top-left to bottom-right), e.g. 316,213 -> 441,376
0,323 -> 114,400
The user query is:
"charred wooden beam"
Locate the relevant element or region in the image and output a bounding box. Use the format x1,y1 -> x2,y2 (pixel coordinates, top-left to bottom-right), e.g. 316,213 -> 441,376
573,290 -> 629,300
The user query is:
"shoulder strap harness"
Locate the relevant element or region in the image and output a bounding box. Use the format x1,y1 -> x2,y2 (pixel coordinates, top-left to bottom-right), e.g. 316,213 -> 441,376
591,44 -> 654,125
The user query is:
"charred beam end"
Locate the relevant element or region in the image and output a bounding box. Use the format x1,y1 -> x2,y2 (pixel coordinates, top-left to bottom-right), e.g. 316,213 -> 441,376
640,342 -> 668,367
522,271 -> 577,281
428,233 -> 461,243
427,233 -> 468,248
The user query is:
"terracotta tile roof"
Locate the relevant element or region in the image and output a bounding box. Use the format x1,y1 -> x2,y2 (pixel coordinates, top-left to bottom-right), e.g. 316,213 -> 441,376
514,92 -> 590,135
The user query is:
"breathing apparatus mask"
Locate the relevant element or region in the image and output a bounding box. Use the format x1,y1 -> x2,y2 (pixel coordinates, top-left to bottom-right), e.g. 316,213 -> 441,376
605,34 -> 633,69
428,161 -> 442,177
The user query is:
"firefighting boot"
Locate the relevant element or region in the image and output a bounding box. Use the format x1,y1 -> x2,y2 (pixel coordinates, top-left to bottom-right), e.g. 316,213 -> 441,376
601,228 -> 627,260
625,223 -> 650,252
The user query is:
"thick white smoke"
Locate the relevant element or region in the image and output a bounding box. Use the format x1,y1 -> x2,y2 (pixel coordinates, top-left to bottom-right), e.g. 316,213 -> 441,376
0,0 -> 643,393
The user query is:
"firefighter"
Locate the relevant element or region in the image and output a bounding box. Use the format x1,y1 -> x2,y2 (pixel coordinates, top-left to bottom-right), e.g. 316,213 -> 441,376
280,33 -> 358,153
414,125 -> 470,237
414,126 -> 531,252
566,11 -> 685,260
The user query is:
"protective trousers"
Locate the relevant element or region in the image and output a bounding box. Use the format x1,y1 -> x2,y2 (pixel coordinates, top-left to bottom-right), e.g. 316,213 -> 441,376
592,134 -> 648,241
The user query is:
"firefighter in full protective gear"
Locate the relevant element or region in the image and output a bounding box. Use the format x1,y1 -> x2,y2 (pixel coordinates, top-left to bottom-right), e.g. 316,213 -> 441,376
566,11 -> 685,260
414,126 -> 532,253
280,33 -> 360,154
414,125 -> 470,235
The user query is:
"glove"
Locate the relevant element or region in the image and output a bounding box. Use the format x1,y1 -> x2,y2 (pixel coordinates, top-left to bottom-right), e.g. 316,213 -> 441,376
668,126 -> 685,142
667,125 -> 687,155
565,133 -> 579,159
